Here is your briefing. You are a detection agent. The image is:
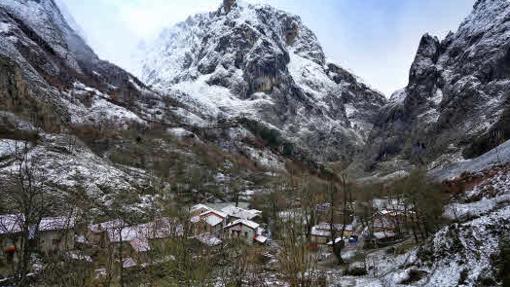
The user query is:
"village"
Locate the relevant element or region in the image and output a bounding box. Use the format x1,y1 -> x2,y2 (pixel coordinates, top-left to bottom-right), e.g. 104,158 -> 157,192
0,193 -> 414,285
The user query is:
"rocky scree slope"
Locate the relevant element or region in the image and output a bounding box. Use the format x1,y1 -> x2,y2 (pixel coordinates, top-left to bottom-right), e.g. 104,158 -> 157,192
141,0 -> 387,164
367,0 -> 510,173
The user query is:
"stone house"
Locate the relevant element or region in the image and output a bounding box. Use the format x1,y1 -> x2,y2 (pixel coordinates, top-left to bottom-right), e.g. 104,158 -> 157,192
37,216 -> 76,255
224,219 -> 266,245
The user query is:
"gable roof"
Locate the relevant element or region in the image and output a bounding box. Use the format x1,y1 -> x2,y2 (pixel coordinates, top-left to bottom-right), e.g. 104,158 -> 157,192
0,214 -> 75,236
225,219 -> 259,230
221,206 -> 261,220
191,209 -> 227,227
39,216 -> 75,232
190,204 -> 212,214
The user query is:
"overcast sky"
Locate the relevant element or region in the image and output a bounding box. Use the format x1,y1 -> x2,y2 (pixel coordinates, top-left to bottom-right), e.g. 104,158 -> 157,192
60,0 -> 475,96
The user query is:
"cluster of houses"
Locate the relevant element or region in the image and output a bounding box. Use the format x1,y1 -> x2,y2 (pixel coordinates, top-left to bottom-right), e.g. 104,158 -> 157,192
189,204 -> 267,246
308,198 -> 412,247
0,204 -> 267,275
0,214 -> 76,261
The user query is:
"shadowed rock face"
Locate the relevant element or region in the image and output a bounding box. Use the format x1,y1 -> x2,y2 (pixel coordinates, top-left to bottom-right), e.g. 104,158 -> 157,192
367,0 -> 510,171
223,0 -> 236,13
141,1 -> 387,163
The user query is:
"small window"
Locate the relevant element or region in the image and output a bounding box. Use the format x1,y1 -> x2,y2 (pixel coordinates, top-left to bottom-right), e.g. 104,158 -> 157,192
244,232 -> 248,238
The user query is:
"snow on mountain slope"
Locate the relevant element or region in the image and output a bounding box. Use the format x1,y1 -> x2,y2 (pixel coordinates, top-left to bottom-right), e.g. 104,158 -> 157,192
0,132 -> 154,213
342,164 -> 510,286
0,0 -> 189,130
430,139 -> 510,181
394,166 -> 510,287
367,0 -> 510,172
141,0 -> 387,163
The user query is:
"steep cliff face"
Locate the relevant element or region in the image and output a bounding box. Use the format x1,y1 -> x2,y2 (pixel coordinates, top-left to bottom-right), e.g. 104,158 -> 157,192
368,0 -> 510,172
0,0 -> 184,131
141,0 -> 387,163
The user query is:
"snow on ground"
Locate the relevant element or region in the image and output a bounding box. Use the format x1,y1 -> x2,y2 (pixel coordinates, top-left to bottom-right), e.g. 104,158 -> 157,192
63,82 -> 145,128
240,145 -> 284,170
288,51 -> 335,106
371,165 -> 510,287
0,133 -> 150,210
168,73 -> 275,119
430,139 -> 510,180
0,139 -> 26,158
338,164 -> 510,286
0,22 -> 11,33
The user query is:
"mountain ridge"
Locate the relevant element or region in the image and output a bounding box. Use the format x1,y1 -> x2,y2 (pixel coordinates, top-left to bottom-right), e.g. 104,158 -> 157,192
141,0 -> 387,164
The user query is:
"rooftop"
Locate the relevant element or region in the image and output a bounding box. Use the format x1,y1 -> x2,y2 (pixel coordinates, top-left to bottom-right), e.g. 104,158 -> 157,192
225,219 -> 260,230
221,205 -> 261,220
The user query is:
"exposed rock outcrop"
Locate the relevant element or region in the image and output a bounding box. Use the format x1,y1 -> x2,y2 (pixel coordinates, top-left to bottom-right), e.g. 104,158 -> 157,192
367,0 -> 510,172
141,1 -> 387,163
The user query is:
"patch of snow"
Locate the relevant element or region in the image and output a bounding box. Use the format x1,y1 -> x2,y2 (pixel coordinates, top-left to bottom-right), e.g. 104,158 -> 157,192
64,82 -> 145,128
0,22 -> 11,33
430,139 -> 510,180
0,139 -> 27,158
389,88 -> 407,104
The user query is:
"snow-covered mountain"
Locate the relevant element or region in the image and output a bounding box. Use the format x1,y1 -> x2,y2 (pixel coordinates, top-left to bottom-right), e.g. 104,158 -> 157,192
141,0 -> 387,163
367,0 -> 510,172
0,0 -> 180,211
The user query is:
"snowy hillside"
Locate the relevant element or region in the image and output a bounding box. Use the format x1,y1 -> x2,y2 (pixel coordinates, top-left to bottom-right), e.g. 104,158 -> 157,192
430,139 -> 510,181
367,0 -> 510,172
141,0 -> 387,163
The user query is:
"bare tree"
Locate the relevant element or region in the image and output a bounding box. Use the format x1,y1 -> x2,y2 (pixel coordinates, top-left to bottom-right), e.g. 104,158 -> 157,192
326,173 -> 352,266
0,140 -> 53,286
278,209 -> 325,287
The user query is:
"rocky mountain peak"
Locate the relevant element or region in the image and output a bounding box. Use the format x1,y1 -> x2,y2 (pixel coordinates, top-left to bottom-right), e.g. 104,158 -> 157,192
141,2 -> 387,163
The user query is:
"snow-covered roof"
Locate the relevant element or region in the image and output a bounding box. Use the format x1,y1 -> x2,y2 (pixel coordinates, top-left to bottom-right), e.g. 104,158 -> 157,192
311,226 -> 330,237
326,237 -> 345,246
1,214 -> 75,235
191,209 -> 227,227
311,222 -> 352,238
123,257 -> 137,269
255,235 -> 268,244
205,214 -> 224,227
221,205 -> 261,220
107,226 -> 140,243
0,214 -> 23,235
225,219 -> 259,230
106,218 -> 182,244
39,216 -> 75,232
191,204 -> 212,214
